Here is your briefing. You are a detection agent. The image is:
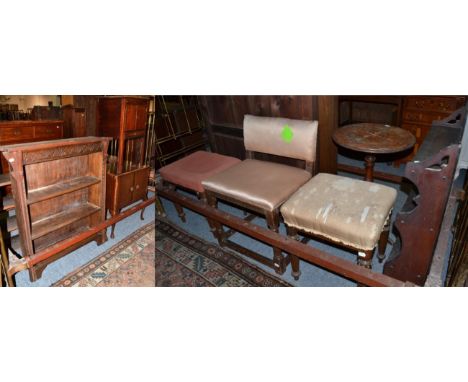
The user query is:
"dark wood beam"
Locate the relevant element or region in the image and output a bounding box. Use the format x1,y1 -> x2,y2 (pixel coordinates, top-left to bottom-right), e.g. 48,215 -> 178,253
318,96 -> 339,174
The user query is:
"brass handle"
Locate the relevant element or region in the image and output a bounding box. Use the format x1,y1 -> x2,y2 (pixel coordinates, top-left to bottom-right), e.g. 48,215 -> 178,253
136,184 -> 140,190
130,186 -> 134,192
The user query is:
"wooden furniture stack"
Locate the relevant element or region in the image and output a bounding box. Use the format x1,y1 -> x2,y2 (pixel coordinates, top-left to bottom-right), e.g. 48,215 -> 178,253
0,137 -> 110,281
30,105 -> 62,120
97,96 -> 150,238
338,96 -> 403,126
0,120 -> 64,209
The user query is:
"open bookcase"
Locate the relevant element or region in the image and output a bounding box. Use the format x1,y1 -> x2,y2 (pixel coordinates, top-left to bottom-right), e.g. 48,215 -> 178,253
0,137 -> 110,281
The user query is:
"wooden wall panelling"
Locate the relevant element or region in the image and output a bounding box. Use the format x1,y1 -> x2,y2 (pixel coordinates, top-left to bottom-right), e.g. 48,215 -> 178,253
199,96 -> 336,172
318,96 -> 338,174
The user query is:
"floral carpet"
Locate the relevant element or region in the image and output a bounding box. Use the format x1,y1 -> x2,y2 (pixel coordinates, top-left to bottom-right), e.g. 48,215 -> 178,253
53,223 -> 155,287
156,217 -> 291,287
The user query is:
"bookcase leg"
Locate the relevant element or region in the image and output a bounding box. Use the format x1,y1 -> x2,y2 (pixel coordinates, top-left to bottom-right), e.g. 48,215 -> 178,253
29,264 -> 46,282
109,209 -> 119,239
140,196 -> 148,220
96,230 -> 107,245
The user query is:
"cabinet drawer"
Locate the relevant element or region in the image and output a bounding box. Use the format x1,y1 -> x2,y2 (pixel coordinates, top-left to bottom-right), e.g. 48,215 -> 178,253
402,110 -> 450,125
0,125 -> 34,142
405,96 -> 459,113
34,124 -> 63,139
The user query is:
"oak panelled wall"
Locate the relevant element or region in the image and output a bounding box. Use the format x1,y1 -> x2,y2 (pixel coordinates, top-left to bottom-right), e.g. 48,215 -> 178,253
198,96 -> 338,173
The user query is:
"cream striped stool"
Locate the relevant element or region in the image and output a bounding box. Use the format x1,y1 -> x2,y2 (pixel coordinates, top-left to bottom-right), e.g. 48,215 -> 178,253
281,173 -> 397,279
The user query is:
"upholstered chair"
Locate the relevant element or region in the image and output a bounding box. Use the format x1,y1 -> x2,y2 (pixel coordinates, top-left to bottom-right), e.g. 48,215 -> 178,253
281,173 -> 397,279
202,114 -> 318,275
159,151 -> 241,221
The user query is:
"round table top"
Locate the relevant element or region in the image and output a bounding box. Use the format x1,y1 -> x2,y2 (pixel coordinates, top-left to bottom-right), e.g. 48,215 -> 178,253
332,123 -> 416,155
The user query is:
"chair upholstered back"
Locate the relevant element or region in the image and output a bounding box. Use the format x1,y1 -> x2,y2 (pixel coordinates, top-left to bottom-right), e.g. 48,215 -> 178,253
243,114 -> 318,162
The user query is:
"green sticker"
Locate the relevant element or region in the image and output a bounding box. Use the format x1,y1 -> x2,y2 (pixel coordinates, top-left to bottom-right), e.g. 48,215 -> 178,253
281,124 -> 294,143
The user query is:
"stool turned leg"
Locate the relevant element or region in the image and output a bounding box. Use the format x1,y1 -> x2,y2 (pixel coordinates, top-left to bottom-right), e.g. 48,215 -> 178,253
377,213 -> 392,263
156,193 -> 166,217
265,210 -> 285,275
357,249 -> 374,269
356,249 -> 374,287
198,192 -> 217,235
364,154 -> 376,182
205,191 -> 226,246
286,226 -> 301,281
167,183 -> 186,223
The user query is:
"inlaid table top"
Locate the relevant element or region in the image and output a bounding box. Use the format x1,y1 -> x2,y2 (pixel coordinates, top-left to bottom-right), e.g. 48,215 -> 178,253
333,123 -> 416,154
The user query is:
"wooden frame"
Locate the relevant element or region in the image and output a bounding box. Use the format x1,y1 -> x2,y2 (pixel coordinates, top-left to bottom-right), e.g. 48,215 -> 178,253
384,107 -> 466,286
205,149 -> 316,275
0,137 -> 110,281
157,184 -> 414,287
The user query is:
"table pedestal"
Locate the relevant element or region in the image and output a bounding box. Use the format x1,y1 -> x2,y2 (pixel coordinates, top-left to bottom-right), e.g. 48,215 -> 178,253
364,155 -> 376,182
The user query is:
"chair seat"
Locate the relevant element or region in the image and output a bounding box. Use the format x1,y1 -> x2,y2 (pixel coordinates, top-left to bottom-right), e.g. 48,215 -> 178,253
202,159 -> 312,211
280,173 -> 397,250
159,151 -> 241,193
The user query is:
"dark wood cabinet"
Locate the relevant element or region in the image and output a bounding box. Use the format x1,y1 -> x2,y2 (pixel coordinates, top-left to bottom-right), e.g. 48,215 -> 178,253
0,120 -> 64,175
97,96 -> 150,238
0,137 -> 110,281
62,105 -> 86,138
396,96 -> 466,163
106,166 -> 150,215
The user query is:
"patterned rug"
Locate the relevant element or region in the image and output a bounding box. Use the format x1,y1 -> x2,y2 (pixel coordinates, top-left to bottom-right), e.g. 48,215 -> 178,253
53,223 -> 155,287
156,217 -> 291,287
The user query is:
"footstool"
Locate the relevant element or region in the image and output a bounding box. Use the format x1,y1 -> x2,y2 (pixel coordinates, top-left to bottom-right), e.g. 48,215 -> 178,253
159,151 -> 241,221
280,173 -> 397,279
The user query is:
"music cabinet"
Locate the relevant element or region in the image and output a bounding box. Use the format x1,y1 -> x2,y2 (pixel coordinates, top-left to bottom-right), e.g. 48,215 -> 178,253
97,96 -> 150,238
0,137 -> 110,281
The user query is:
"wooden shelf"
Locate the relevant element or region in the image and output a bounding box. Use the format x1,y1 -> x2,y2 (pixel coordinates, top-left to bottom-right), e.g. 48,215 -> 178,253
2,195 -> 15,211
31,203 -> 100,240
7,215 -> 17,232
1,136 -> 109,282
34,225 -> 89,253
27,176 -> 100,205
0,173 -> 11,187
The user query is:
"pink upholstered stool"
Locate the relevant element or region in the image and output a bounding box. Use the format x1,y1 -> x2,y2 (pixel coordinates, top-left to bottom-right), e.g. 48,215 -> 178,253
159,151 -> 241,221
